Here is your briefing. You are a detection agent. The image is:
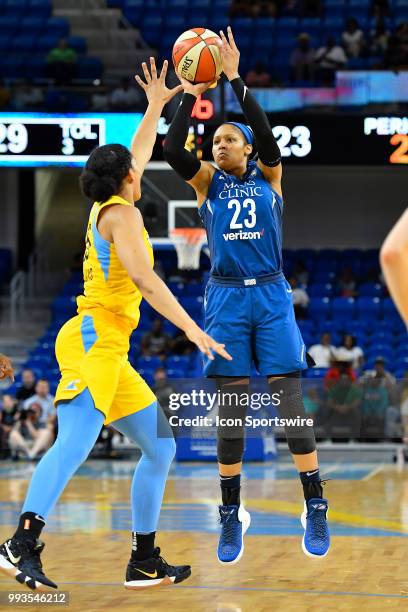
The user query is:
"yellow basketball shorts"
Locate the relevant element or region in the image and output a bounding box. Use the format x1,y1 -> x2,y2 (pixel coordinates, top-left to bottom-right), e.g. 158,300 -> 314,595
54,310 -> 156,425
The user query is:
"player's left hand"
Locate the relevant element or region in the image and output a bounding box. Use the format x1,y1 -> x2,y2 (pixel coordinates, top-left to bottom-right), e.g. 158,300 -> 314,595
135,57 -> 183,106
0,354 -> 14,382
219,26 -> 240,81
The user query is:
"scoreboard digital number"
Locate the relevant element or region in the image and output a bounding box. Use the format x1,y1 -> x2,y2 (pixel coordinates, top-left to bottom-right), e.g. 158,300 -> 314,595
0,117 -> 105,164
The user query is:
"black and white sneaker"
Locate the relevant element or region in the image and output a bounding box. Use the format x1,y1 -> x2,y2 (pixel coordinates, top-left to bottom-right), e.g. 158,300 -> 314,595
0,536 -> 57,591
124,547 -> 191,589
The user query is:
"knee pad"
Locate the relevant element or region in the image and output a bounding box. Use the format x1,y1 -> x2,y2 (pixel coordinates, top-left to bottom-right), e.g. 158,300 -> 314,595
214,377 -> 249,465
269,373 -> 316,455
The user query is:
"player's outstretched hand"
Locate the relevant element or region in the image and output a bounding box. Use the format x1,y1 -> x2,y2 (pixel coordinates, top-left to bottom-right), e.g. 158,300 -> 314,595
0,354 -> 14,382
219,26 -> 240,81
177,74 -> 219,97
135,57 -> 183,105
185,325 -> 232,362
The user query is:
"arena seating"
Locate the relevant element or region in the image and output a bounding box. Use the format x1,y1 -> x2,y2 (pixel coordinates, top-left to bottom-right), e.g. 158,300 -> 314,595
10,247 -> 407,396
0,249 -> 12,289
107,0 -> 407,82
0,0 -> 101,81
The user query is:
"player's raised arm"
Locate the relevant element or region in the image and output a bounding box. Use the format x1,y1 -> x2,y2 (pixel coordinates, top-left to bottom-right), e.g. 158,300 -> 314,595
380,208 -> 408,325
131,57 -> 182,183
110,205 -> 232,363
163,78 -> 217,206
219,27 -> 282,195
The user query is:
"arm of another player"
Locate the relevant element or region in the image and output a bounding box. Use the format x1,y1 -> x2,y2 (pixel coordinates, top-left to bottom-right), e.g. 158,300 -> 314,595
110,205 -> 232,362
0,354 -> 14,382
163,78 -> 217,207
131,57 -> 183,190
380,208 -> 408,326
219,27 -> 282,196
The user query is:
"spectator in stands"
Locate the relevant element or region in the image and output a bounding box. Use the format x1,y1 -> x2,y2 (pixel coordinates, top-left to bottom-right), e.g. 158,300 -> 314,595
385,24 -> 408,69
141,318 -> 171,358
293,261 -> 309,285
315,36 -> 347,85
361,356 -> 396,391
342,18 -> 365,58
153,367 -> 176,419
229,0 -> 277,17
9,403 -> 53,461
0,395 -> 19,457
110,77 -> 144,111
324,350 -> 357,389
255,0 -> 278,17
325,373 -> 362,440
400,373 -> 408,443
309,332 -> 336,368
90,82 -> 110,112
16,369 -> 36,402
303,386 -> 321,416
289,276 -> 309,319
46,38 -> 78,85
24,379 -> 56,426
337,267 -> 357,297
245,62 -> 272,88
0,79 -> 11,111
369,18 -> 390,57
290,33 -> 316,83
336,335 -> 364,370
13,79 -> 44,111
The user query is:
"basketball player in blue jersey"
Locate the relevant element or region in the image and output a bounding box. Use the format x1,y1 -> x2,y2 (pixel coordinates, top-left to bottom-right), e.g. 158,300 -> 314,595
164,27 -> 330,564
0,58 -> 231,591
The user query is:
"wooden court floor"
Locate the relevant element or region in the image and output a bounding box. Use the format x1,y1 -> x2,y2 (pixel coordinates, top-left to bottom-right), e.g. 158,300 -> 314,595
0,460 -> 408,611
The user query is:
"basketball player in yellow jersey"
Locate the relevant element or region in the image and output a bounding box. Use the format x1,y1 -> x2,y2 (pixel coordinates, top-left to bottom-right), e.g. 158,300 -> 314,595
0,58 -> 231,592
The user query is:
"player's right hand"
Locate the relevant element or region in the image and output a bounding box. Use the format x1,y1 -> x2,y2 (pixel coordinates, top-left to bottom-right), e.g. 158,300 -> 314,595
185,324 -> 232,361
177,75 -> 219,97
0,354 -> 14,382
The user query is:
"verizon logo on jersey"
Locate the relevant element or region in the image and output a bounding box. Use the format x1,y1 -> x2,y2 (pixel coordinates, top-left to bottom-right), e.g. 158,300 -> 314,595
223,228 -> 264,241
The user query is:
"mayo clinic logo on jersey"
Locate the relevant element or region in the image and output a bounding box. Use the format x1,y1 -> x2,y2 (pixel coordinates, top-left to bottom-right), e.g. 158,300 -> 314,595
223,228 -> 265,241
218,178 -> 262,200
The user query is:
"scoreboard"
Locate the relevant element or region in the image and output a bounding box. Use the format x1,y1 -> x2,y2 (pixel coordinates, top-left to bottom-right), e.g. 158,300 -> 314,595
0,111 -> 407,167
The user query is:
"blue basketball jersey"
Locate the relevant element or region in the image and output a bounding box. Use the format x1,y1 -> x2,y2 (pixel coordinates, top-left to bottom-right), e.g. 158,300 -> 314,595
198,160 -> 283,278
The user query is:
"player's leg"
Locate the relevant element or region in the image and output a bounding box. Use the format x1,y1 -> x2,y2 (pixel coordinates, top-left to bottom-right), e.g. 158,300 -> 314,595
203,282 -> 252,564
0,388 -> 105,590
254,280 -> 330,557
108,362 -> 190,589
216,376 -> 251,565
268,373 -> 330,557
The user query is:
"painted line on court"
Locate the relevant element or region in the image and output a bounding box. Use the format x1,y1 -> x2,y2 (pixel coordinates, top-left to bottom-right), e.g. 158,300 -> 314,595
1,579 -> 406,599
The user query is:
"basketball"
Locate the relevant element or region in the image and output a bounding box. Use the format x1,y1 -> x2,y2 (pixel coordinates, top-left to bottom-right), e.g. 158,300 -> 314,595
172,28 -> 222,84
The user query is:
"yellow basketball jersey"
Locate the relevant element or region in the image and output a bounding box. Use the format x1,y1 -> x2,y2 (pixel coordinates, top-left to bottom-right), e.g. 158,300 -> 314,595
77,195 -> 153,331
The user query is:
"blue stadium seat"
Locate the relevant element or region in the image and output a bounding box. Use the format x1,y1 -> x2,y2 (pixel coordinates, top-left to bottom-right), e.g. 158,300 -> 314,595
396,346 -> 408,359
366,346 -> 394,362
162,320 -> 178,336
369,331 -> 395,346
77,57 -> 103,80
20,16 -> 46,33
322,16 -> 344,32
179,296 -> 204,313
308,297 -> 331,320
166,355 -> 190,371
383,297 -> 401,320
254,17 -> 276,34
137,368 -> 154,387
167,368 -> 185,379
297,320 -> 315,334
356,297 -> 381,321
46,17 -> 70,38
28,0 -> 51,18
359,283 -> 383,297
332,297 -> 356,321
35,34 -> 60,51
11,34 -> 37,52
0,57 -> 24,77
0,17 -> 20,34
67,36 -> 87,54
138,356 -> 162,370
185,10 -> 209,27
306,368 -> 328,379
277,17 -> 299,31
299,18 -> 321,34
231,17 -> 255,33
312,271 -> 336,283
308,283 -> 334,297
324,6 -> 345,18
0,35 -> 11,51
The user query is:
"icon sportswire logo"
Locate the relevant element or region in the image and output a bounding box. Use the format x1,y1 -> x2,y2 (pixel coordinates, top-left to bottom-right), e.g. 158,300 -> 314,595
223,228 -> 265,241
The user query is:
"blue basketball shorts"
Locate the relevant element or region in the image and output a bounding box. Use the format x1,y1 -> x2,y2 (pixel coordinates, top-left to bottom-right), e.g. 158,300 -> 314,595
203,275 -> 308,377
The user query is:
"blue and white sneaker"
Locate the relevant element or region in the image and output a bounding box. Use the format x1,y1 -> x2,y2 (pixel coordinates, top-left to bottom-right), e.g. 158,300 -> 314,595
300,498 -> 330,558
217,504 -> 251,565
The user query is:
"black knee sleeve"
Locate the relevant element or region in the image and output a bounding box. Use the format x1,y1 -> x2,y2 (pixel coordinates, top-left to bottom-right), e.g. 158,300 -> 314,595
269,373 -> 316,455
214,377 -> 249,465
